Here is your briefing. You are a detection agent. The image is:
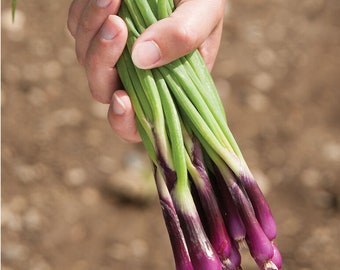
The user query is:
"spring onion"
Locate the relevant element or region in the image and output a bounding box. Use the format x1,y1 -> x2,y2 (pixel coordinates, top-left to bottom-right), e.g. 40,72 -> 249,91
116,0 -> 281,269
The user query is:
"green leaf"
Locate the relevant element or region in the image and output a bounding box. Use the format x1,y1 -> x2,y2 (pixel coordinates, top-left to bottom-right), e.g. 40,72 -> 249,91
12,0 -> 17,22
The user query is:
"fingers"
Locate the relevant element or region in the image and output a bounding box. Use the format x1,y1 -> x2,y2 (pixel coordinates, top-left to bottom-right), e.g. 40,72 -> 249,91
198,18 -> 224,72
85,15 -> 128,103
108,90 -> 142,143
74,0 -> 121,65
67,0 -> 140,142
67,0 -> 88,37
131,0 -> 225,69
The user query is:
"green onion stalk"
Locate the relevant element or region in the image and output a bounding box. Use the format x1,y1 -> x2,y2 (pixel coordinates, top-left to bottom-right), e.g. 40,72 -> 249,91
115,0 -> 281,269
11,0 -> 17,22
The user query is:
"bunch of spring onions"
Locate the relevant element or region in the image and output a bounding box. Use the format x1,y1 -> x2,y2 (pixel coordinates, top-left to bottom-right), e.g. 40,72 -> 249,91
117,1 -> 282,269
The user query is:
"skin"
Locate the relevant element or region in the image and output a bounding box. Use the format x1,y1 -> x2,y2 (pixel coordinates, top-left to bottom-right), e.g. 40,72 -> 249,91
67,0 -> 226,142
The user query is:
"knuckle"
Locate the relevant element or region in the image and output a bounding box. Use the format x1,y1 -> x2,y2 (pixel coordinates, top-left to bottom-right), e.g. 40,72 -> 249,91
88,78 -> 111,104
79,18 -> 95,34
91,92 -> 109,104
173,24 -> 199,52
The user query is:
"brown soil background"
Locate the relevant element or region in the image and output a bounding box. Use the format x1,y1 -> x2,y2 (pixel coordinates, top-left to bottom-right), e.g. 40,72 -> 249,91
2,0 -> 340,270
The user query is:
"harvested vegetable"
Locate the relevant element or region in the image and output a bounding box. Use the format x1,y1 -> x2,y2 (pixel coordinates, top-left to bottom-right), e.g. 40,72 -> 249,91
115,0 -> 281,269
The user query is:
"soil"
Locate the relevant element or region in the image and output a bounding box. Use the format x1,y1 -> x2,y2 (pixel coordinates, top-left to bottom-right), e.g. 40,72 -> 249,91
2,1 -> 340,270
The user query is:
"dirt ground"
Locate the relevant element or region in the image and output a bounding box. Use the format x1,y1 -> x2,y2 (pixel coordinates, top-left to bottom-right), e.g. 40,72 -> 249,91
2,0 -> 340,270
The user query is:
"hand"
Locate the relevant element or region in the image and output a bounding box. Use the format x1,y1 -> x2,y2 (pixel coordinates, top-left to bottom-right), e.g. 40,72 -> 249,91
67,0 -> 226,142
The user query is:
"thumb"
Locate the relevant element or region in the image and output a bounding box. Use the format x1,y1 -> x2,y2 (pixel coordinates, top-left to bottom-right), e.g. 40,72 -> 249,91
131,0 -> 225,69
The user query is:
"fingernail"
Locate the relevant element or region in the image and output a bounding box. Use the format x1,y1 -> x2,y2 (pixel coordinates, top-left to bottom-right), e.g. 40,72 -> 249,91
101,15 -> 117,40
96,0 -> 111,8
113,93 -> 126,115
132,41 -> 161,69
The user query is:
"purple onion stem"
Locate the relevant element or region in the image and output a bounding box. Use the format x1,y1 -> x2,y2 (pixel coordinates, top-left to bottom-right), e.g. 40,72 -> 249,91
173,187 -> 223,270
212,166 -> 247,246
239,172 -> 277,241
190,139 -> 233,265
228,181 -> 275,268
154,167 -> 194,270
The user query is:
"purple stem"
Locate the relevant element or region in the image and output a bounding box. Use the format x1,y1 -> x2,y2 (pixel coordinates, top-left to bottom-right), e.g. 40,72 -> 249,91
271,243 -> 282,270
154,166 -> 194,270
154,142 -> 222,270
154,131 -> 177,191
191,139 -> 232,265
175,205 -> 223,270
222,241 -> 243,270
239,172 -> 277,241
213,166 -> 247,246
255,243 -> 282,270
228,181 -> 274,267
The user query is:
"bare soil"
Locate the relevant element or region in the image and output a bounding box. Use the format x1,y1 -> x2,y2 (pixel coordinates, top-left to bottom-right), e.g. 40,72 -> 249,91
2,1 -> 340,270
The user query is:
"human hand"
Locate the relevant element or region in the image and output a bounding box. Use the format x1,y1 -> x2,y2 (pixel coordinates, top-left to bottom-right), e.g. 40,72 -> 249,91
67,0 -> 226,142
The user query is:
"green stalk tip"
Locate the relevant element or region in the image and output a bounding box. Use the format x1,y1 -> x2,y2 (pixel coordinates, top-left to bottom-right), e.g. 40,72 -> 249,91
12,0 -> 17,23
